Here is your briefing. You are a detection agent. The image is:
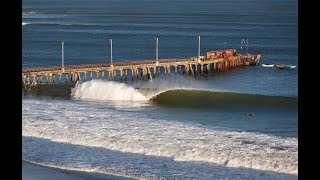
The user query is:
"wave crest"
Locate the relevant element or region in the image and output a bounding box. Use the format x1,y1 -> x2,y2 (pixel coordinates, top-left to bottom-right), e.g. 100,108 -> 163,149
71,80 -> 148,101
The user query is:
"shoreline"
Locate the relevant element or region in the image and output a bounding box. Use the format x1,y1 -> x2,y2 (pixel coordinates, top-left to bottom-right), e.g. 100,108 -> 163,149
22,160 -> 134,180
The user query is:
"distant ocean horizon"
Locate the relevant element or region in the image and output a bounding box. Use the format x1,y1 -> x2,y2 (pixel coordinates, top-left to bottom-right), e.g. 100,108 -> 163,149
23,0 -> 298,179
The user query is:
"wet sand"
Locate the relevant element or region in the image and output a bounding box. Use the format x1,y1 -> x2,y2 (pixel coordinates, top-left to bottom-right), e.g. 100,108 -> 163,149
22,161 -> 133,180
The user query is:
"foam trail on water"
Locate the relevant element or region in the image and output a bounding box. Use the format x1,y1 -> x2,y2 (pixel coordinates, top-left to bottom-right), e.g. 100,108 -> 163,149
22,22 -> 29,26
71,80 -> 148,101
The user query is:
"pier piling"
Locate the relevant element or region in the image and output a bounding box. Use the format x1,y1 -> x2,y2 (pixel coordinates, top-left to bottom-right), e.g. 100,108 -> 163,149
22,53 -> 260,88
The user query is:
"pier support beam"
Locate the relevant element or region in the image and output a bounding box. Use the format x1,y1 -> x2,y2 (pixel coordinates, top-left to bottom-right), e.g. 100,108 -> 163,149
131,69 -> 135,81
45,75 -> 48,84
145,68 -> 148,80
71,73 -> 75,82
59,74 -> 62,84
96,71 -> 100,79
37,76 -> 40,84
108,71 -> 111,80
141,68 -> 145,80
119,69 -> 123,81
152,66 -> 156,78
189,64 -> 194,75
22,76 -> 26,85
32,75 -> 37,85
185,64 -> 189,75
135,69 -> 139,79
148,67 -> 152,79
223,61 -> 225,71
200,64 -> 204,75
113,70 -> 116,80
49,74 -> 53,84
65,74 -> 68,84
27,76 -> 30,84
124,70 -> 128,81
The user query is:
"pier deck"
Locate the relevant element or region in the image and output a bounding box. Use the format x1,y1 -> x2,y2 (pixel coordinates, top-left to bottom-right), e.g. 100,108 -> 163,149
22,54 -> 260,86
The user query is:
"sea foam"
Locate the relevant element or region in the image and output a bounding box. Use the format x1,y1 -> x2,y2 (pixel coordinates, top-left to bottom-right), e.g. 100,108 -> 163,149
22,98 -> 298,175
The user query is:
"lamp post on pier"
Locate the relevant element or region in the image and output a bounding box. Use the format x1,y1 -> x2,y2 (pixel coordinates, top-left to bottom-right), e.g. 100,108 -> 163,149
246,38 -> 248,53
61,41 -> 65,72
197,35 -> 201,63
110,39 -> 113,69
156,37 -> 159,66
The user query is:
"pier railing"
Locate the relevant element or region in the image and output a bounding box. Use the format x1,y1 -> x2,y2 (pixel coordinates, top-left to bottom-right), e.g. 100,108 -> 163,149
22,54 -> 260,87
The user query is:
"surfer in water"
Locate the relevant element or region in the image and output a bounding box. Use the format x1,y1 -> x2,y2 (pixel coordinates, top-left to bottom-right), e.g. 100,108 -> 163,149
244,112 -> 255,116
151,96 -> 157,104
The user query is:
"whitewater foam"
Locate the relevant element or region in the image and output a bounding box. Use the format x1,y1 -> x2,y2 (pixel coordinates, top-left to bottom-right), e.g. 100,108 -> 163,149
22,98 -> 298,175
22,22 -> 29,26
71,80 -> 148,101
23,136 -> 296,180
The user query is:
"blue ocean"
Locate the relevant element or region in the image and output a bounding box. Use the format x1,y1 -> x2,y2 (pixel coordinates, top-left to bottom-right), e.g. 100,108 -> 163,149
22,0 -> 298,179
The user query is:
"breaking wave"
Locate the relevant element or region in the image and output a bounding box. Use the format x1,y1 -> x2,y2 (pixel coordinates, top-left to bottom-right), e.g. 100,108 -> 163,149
70,80 -> 297,109
71,80 -> 148,101
22,98 -> 298,175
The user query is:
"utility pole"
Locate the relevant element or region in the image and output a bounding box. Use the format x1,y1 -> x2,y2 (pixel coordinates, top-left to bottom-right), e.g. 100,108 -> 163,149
156,37 -> 159,66
110,39 -> 113,65
61,41 -> 64,72
246,38 -> 248,53
198,35 -> 201,62
241,39 -> 245,54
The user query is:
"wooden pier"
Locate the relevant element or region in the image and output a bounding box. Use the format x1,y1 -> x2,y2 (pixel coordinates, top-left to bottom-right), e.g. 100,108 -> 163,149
22,53 -> 260,88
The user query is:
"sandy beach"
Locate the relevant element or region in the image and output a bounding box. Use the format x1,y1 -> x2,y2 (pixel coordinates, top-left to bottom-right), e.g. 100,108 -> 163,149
22,161 -> 133,180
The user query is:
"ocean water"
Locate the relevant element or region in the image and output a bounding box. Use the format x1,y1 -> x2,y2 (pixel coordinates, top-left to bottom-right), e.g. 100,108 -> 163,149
22,0 -> 298,179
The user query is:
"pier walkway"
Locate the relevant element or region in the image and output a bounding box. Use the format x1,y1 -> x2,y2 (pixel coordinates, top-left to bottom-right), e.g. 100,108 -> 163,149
22,54 -> 260,86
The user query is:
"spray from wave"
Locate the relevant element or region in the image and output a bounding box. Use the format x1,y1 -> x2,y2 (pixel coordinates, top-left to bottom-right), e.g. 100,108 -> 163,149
71,80 -> 149,101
